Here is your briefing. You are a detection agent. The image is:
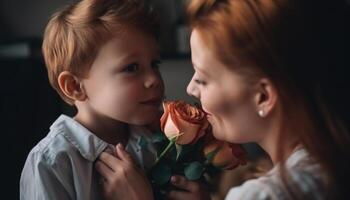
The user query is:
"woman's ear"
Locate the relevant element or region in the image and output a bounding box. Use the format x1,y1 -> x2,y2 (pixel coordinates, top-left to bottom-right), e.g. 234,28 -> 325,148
58,71 -> 87,102
254,78 -> 278,117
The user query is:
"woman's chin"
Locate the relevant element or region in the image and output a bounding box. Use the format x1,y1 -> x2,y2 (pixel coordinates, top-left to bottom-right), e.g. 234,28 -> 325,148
211,127 -> 226,141
212,128 -> 245,143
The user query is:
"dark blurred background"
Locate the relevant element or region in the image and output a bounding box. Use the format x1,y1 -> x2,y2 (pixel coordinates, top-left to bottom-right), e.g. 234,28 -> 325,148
0,0 -> 349,199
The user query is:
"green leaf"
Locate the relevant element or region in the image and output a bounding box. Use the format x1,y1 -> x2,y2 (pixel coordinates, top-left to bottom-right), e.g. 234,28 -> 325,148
152,131 -> 167,143
154,140 -> 175,165
169,144 -> 178,162
184,161 -> 205,181
205,147 -> 221,163
175,144 -> 194,161
205,164 -> 222,176
138,136 -> 148,151
175,144 -> 183,161
151,162 -> 172,185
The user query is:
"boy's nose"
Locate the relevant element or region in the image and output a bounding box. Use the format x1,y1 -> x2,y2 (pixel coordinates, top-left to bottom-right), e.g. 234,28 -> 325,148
144,71 -> 162,89
186,78 -> 199,99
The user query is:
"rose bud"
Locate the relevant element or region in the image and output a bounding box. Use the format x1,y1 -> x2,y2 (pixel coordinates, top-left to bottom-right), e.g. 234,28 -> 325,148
160,100 -> 209,145
203,140 -> 246,170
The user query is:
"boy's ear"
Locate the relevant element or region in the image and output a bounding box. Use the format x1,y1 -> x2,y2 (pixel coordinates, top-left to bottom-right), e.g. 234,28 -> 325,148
58,71 -> 87,102
254,78 -> 278,117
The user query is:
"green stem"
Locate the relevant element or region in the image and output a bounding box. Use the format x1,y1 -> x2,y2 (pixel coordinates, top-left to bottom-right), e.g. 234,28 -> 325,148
154,140 -> 175,165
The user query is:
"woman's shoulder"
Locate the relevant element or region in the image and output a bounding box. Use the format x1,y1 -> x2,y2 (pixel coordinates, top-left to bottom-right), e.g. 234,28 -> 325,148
225,148 -> 327,200
225,168 -> 325,200
225,176 -> 284,200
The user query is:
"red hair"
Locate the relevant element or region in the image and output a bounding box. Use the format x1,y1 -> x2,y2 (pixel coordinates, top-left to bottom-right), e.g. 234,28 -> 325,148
187,0 -> 350,198
42,0 -> 158,104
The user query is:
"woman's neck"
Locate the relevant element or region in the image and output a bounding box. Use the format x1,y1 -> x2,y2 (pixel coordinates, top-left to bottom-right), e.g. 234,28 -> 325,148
74,108 -> 129,146
259,136 -> 300,165
257,118 -> 301,165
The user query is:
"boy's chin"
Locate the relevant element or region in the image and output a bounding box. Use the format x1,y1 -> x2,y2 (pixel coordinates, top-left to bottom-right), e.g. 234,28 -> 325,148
130,114 -> 160,126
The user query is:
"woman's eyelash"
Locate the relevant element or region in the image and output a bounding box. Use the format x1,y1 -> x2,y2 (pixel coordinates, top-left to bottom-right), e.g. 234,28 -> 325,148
195,79 -> 206,85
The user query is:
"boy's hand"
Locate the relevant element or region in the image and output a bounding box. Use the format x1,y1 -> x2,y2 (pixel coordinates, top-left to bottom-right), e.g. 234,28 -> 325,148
167,175 -> 211,200
95,143 -> 153,200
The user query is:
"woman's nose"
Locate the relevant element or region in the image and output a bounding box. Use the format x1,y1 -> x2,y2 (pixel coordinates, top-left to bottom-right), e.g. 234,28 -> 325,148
186,78 -> 199,99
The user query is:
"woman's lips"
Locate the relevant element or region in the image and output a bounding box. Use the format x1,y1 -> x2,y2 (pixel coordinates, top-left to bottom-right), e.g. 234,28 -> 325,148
203,109 -> 212,116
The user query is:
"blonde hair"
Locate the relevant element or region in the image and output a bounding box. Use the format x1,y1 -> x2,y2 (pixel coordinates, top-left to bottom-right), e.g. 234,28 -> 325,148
187,0 -> 350,198
42,0 -> 158,104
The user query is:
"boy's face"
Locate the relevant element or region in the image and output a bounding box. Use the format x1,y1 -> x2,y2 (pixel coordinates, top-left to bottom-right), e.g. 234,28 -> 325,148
81,28 -> 164,125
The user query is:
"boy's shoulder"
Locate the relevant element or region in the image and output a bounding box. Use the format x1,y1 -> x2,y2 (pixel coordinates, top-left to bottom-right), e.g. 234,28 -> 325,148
26,115 -> 108,165
27,116 -> 79,165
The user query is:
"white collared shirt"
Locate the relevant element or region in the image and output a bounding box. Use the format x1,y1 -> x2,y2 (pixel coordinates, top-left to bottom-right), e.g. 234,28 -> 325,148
20,114 -> 157,200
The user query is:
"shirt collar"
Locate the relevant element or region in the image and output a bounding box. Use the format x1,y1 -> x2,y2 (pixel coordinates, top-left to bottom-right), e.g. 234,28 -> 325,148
50,114 -> 110,161
128,125 -> 157,143
50,115 -> 158,162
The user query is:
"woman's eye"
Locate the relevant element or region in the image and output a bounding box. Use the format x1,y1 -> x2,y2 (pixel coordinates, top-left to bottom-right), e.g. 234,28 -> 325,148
195,79 -> 206,85
151,60 -> 162,70
123,63 -> 139,73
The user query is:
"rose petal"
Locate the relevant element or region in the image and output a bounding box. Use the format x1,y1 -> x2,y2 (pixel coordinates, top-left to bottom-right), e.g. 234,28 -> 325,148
163,114 -> 180,140
175,116 -> 201,144
160,102 -> 170,131
161,100 -> 209,145
189,123 -> 209,144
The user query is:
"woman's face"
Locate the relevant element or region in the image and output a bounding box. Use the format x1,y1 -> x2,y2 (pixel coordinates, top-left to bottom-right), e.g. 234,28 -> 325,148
187,29 -> 262,143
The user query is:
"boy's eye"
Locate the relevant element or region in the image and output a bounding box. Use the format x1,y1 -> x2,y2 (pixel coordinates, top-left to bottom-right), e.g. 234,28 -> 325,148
123,63 -> 139,73
151,60 -> 162,70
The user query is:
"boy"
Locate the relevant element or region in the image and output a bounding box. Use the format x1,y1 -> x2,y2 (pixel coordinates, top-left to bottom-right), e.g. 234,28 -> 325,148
20,0 -> 164,199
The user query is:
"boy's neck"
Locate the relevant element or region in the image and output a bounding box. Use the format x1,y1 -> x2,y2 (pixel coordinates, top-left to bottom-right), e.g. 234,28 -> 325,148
74,110 -> 129,146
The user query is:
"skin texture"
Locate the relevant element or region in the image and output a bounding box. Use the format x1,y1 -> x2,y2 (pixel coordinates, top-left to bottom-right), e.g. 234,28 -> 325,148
77,28 -> 163,199
96,144 -> 154,200
187,30 -> 263,144
166,29 -> 298,199
78,30 -> 164,126
58,27 -> 164,145
59,28 -> 165,199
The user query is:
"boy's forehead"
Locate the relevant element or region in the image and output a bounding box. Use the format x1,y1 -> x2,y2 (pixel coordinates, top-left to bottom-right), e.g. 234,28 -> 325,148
94,30 -> 159,60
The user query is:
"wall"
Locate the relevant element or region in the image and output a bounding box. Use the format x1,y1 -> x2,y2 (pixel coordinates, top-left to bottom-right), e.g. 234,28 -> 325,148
160,59 -> 196,103
0,0 -> 186,54
0,0 -> 73,38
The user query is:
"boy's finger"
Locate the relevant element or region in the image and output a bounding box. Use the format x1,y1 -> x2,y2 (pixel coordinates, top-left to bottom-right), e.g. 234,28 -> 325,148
116,143 -> 134,164
167,190 -> 189,200
95,160 -> 114,181
99,152 -> 121,170
170,175 -> 200,192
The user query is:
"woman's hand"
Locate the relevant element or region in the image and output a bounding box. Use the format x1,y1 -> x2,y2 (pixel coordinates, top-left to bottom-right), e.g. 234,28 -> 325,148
95,143 -> 153,200
167,175 -> 211,200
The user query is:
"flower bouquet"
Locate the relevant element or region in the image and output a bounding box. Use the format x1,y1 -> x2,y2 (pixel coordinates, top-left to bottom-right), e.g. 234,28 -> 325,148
147,100 -> 246,199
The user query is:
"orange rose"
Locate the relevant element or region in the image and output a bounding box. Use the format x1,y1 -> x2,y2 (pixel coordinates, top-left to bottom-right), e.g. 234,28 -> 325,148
203,140 -> 246,170
160,101 -> 209,145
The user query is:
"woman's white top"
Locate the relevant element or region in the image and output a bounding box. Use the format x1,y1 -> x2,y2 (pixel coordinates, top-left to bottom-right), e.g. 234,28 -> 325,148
226,148 -> 327,200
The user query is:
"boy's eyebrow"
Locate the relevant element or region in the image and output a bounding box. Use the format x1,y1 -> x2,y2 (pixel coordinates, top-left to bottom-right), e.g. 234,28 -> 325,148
116,50 -> 160,64
114,53 -> 139,66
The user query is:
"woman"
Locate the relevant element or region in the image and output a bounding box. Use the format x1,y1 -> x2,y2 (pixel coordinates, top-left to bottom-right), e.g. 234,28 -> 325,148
95,0 -> 350,199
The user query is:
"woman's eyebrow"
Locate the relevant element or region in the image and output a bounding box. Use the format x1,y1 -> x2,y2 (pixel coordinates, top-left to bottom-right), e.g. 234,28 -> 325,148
193,63 -> 209,77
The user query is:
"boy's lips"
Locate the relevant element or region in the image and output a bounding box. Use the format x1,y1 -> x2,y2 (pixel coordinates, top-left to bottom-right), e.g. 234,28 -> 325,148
140,96 -> 163,106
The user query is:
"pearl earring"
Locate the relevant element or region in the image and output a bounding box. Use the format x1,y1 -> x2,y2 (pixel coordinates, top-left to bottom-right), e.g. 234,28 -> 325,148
258,110 -> 265,117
